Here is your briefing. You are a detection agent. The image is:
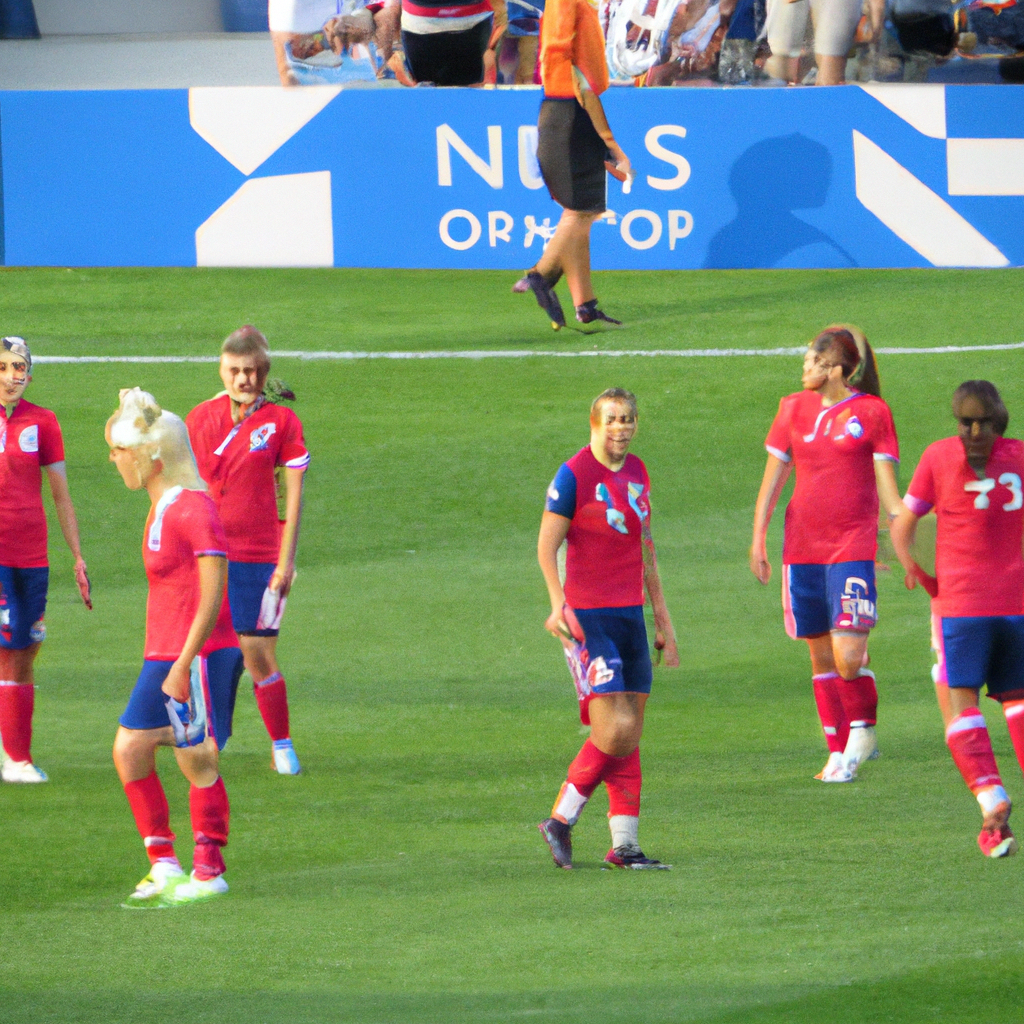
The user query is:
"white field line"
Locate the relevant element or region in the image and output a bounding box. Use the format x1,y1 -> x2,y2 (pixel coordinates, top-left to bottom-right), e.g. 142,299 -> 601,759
33,341 -> 1024,364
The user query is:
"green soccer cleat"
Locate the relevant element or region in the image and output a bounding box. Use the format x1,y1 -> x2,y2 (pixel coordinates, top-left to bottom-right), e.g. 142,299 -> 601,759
121,861 -> 185,910
166,871 -> 229,905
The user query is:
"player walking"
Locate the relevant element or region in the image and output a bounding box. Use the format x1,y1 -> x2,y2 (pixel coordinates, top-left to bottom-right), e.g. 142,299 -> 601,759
0,336 -> 91,784
750,326 -> 902,782
108,388 -> 236,906
514,0 -> 632,329
186,327 -> 310,775
537,388 -> 678,869
891,381 -> 1024,858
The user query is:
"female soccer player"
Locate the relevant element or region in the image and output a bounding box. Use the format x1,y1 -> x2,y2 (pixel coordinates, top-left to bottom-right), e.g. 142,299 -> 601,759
186,327 -> 310,775
514,0 -> 632,329
108,388 -> 235,907
892,381 -> 1024,858
750,326 -> 902,783
537,388 -> 678,869
0,335 -> 91,784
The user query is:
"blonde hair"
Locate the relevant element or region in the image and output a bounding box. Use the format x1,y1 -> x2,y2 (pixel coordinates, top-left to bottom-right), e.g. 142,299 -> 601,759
106,388 -> 205,490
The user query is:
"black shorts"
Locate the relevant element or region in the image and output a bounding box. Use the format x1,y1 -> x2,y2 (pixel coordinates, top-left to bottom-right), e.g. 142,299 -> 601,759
537,98 -> 608,213
402,18 -> 491,86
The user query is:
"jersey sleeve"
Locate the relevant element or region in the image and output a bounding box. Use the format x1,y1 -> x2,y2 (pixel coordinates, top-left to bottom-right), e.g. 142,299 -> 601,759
764,397 -> 793,463
184,495 -> 229,557
545,463 -> 577,518
870,401 -> 900,463
277,410 -> 310,470
38,412 -> 65,467
904,444 -> 936,516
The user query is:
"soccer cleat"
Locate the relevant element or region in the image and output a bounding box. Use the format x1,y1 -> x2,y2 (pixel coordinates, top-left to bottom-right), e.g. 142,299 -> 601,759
575,299 -> 622,326
538,817 -> 573,869
1,756 -> 48,783
604,844 -> 671,869
167,871 -> 229,904
843,726 -> 879,773
272,738 -> 301,775
523,271 -> 566,330
816,751 -> 855,783
978,801 -> 1018,859
121,861 -> 185,909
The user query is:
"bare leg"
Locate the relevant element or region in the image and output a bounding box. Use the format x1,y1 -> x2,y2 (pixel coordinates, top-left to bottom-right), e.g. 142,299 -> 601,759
534,209 -> 599,307
815,53 -> 847,85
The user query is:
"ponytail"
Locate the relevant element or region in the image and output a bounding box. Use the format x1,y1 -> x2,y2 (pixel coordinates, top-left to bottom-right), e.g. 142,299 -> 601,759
811,324 -> 881,397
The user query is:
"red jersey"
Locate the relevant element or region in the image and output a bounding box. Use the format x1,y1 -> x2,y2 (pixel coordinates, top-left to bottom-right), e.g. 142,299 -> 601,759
185,396 -> 310,564
545,446 -> 650,609
143,487 -> 228,661
202,588 -> 238,655
904,435 -> 1024,618
0,399 -> 66,569
765,390 -> 899,565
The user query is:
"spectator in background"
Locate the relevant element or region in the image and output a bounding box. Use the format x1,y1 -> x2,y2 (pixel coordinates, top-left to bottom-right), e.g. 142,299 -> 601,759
391,0 -> 495,85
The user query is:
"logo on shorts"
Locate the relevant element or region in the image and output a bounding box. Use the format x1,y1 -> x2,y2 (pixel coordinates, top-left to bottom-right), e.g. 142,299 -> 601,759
29,617 -> 46,643
18,425 -> 38,453
587,656 -> 616,689
836,576 -> 876,629
250,424 -> 277,452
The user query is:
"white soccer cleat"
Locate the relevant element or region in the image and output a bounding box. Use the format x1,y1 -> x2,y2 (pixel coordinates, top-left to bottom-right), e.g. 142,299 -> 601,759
1,756 -> 48,783
843,726 -> 879,773
816,751 -> 855,783
167,871 -> 229,904
272,738 -> 301,775
121,861 -> 185,909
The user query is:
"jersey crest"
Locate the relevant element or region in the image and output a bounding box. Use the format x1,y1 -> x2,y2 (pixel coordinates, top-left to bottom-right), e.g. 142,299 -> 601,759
250,423 -> 277,452
18,425 -> 38,453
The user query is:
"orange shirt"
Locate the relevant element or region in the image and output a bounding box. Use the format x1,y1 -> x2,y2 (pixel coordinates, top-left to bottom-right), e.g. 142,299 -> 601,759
539,0 -> 610,99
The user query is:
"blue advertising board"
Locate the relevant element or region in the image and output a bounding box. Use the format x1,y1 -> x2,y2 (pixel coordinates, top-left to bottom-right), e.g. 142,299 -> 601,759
0,84 -> 1021,268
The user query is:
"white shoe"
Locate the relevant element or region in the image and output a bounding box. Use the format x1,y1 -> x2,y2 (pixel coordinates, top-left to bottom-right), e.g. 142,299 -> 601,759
1,756 -> 48,783
121,861 -> 185,909
272,738 -> 301,775
816,751 -> 854,783
168,871 -> 229,904
843,726 -> 879,773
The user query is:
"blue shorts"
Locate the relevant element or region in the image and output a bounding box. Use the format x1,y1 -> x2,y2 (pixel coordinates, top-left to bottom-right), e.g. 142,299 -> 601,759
937,615 -> 1024,695
228,561 -> 280,637
782,561 -> 877,639
120,647 -> 244,750
0,566 -> 49,650
574,606 -> 653,695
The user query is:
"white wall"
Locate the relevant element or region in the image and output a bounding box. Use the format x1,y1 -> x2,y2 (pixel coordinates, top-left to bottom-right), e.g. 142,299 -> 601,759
33,0 -> 225,34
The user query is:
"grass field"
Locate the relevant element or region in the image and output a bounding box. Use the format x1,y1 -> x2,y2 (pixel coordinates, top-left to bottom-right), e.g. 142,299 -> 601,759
2,267 -> 1024,1024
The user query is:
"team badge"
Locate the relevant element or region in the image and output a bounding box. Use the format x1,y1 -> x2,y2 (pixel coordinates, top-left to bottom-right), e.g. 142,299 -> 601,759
18,425 -> 38,453
845,416 -> 864,439
250,424 -> 277,452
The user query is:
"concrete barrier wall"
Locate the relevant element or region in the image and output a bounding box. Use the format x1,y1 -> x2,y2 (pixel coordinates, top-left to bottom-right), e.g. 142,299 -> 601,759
33,0 -> 223,34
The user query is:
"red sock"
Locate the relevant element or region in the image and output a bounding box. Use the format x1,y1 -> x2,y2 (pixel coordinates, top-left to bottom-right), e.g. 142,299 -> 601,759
0,682 -> 34,763
946,708 -> 1003,793
253,672 -> 290,742
604,746 -> 642,816
551,739 -> 616,825
124,771 -> 177,864
812,672 -> 849,754
1003,700 -> 1024,775
190,777 -> 229,880
837,669 -> 878,727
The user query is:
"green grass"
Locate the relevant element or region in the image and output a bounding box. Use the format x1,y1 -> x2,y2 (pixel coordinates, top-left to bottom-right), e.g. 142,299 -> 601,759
1,267 -> 1024,1024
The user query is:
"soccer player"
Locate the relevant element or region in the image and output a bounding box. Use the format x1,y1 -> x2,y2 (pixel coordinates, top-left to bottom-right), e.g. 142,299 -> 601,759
750,326 -> 902,782
107,388 -> 236,906
185,327 -> 310,775
513,0 -> 632,329
0,335 -> 91,784
537,388 -> 678,870
891,380 -> 1024,858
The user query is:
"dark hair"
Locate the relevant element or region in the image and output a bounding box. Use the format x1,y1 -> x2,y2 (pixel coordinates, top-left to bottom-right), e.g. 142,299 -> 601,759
222,325 -> 270,369
952,380 -> 1008,435
809,325 -> 881,397
591,388 -> 638,423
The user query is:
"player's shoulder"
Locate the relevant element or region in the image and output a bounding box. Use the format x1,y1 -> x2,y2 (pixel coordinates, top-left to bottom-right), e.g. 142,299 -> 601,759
565,445 -> 592,473
187,393 -> 229,422
18,398 -> 57,423
171,486 -> 219,520
996,436 -> 1024,458
854,392 -> 893,416
921,435 -> 961,461
624,452 -> 647,478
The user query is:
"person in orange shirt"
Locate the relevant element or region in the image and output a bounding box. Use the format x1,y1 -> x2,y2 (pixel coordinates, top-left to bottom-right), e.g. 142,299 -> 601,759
514,0 -> 633,329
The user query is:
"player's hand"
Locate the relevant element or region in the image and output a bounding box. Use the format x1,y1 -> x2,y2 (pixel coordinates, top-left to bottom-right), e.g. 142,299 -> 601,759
654,632 -> 680,667
605,151 -> 635,194
74,557 -> 92,610
545,608 -> 570,641
904,564 -> 938,597
749,546 -> 771,584
161,661 -> 191,704
269,566 -> 296,597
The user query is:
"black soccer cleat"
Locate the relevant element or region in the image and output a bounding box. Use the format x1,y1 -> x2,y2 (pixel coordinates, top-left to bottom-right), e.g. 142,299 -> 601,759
604,844 -> 671,870
523,271 -> 566,330
538,817 -> 573,869
575,299 -> 622,326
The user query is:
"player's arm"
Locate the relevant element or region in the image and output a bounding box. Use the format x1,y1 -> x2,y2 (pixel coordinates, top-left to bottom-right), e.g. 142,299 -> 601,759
538,511 -> 572,638
572,69 -> 632,185
44,461 -> 91,609
642,527 -> 679,667
874,458 -> 902,520
750,453 -> 791,585
890,505 -> 937,597
270,466 -> 305,597
161,555 -> 228,703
